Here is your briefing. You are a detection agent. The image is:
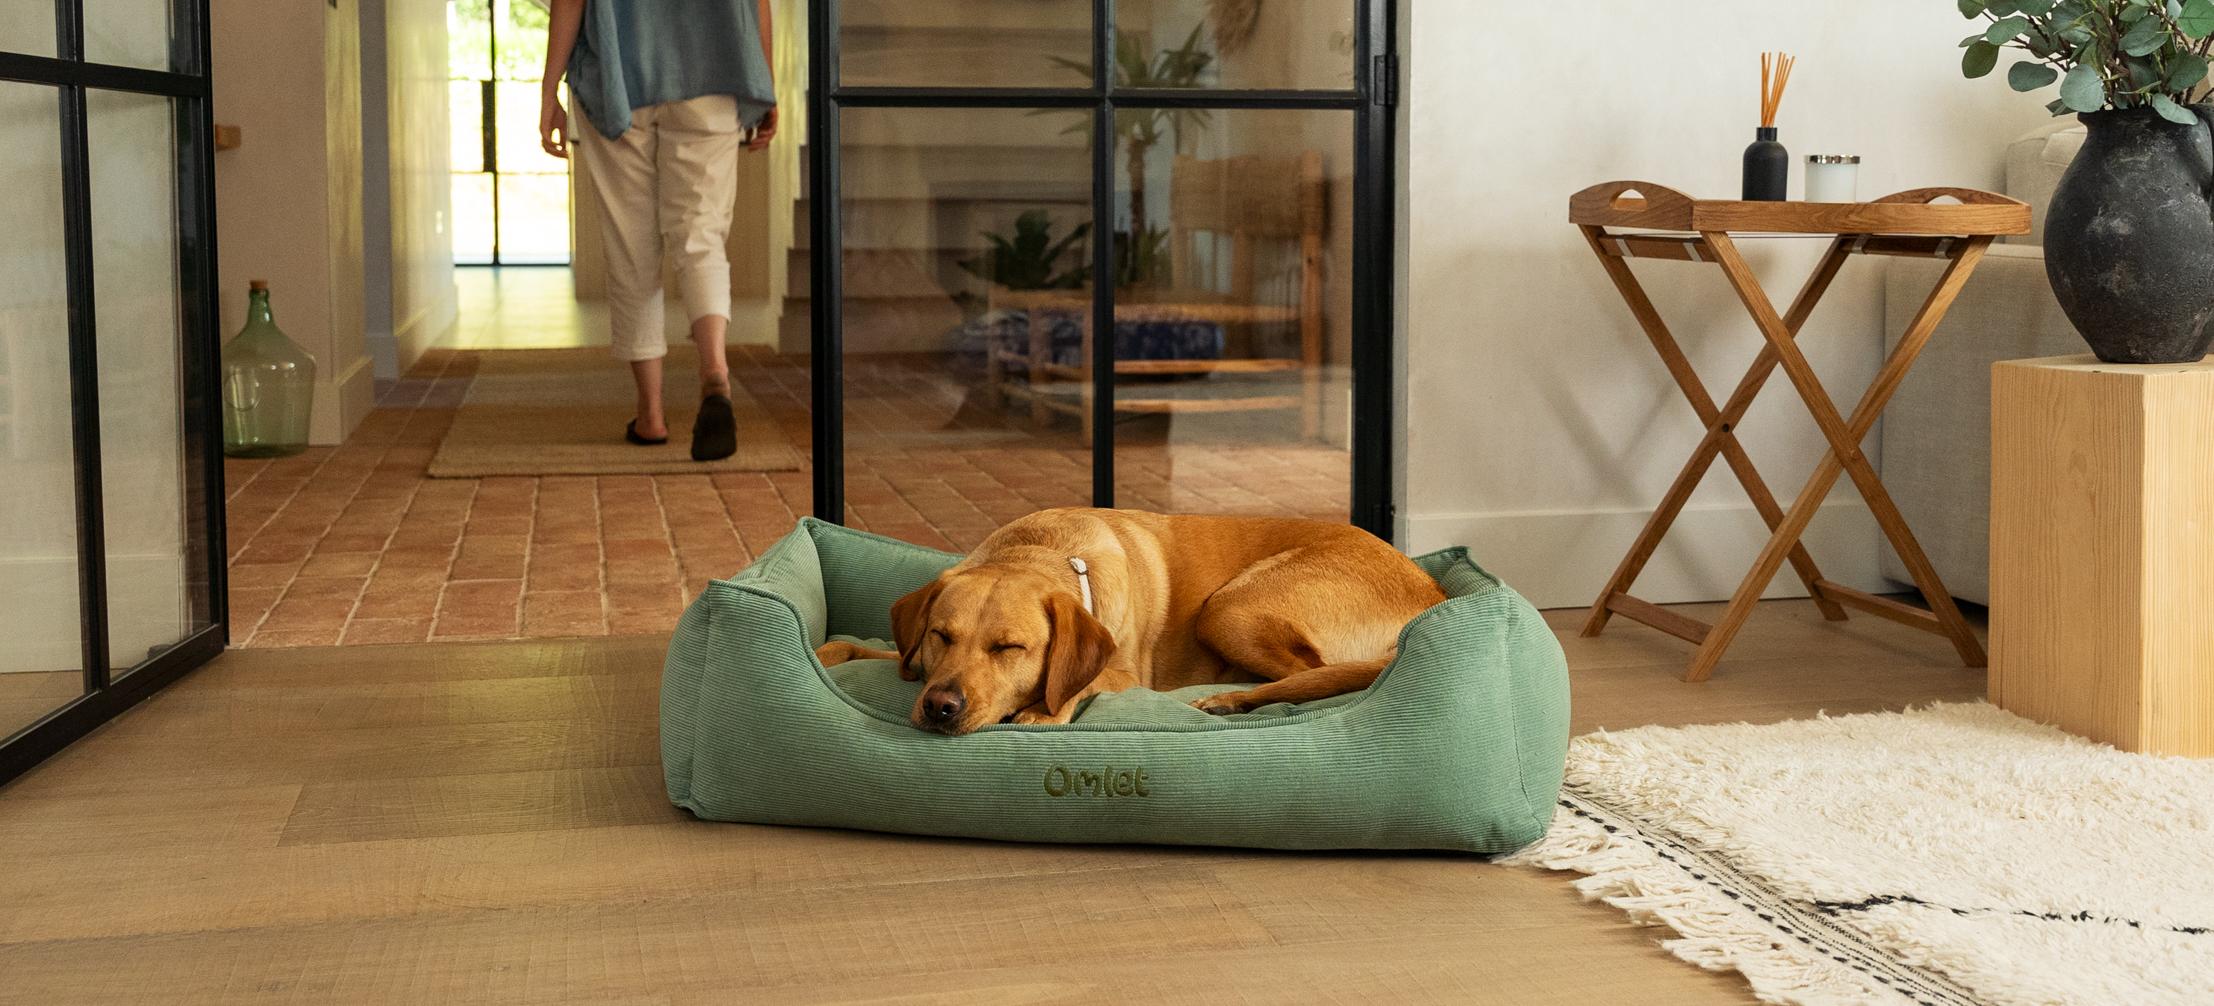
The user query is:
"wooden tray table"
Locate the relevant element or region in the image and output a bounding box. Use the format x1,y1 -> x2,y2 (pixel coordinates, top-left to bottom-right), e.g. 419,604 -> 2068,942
1569,181 -> 2030,681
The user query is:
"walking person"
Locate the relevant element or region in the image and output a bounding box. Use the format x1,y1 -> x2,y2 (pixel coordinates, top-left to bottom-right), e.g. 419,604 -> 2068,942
538,0 -> 778,461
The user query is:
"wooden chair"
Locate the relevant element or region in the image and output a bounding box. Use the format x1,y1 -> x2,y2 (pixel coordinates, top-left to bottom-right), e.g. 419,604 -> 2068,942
985,149 -> 1326,446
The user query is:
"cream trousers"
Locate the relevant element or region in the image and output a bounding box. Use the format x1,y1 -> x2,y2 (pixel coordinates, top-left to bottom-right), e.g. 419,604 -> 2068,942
571,94 -> 739,362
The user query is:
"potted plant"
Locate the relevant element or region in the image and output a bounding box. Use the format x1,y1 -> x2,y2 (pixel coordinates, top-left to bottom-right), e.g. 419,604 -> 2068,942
1959,0 -> 2214,362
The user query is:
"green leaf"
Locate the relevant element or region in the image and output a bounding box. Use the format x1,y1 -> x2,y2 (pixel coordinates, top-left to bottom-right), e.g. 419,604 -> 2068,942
2182,0 -> 2214,37
2128,54 -> 2164,88
1963,40 -> 2003,78
1987,0 -> 2023,13
2060,63 -> 2106,110
2121,1 -> 2152,21
2019,0 -> 2058,12
2047,97 -> 2072,115
2058,22 -> 2093,44
1960,0 -> 1986,15
1962,32 -> 1987,47
2152,93 -> 2200,122
2009,60 -> 2062,90
2120,14 -> 2170,54
1985,15 -> 2032,42
2169,55 -> 2210,90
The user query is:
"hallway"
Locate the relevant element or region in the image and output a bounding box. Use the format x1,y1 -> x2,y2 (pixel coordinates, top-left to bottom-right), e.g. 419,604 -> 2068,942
224,269 -> 1352,647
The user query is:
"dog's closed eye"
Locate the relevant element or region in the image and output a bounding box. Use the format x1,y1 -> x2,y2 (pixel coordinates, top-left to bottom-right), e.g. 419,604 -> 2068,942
991,643 -> 1025,653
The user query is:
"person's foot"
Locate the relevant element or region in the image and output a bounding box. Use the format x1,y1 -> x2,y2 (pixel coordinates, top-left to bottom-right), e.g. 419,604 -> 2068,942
691,394 -> 736,461
626,419 -> 668,446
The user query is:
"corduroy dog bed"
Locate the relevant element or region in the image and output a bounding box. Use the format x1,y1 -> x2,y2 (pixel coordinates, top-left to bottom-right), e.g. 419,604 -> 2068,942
661,518 -> 1570,853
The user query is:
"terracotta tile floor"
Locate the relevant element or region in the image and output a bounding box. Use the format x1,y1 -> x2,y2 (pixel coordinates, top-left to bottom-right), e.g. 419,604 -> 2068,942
223,268 -> 1351,648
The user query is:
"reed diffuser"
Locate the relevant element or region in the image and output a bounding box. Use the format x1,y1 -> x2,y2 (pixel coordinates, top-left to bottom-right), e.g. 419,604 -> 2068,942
1743,51 -> 1794,201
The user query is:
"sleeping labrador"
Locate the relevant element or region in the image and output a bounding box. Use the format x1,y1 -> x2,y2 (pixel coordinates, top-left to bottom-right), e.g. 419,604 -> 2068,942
813,507 -> 1445,736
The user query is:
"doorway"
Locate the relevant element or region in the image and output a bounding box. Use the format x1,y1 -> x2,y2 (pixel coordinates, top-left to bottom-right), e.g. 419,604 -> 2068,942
449,0 -> 570,266
808,0 -> 1396,539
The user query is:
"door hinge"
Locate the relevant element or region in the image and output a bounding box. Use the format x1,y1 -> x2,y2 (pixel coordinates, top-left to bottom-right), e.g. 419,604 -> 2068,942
1372,54 -> 1398,107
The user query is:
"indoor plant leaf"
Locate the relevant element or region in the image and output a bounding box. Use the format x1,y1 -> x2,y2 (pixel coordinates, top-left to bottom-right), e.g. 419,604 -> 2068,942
1986,15 -> 2033,43
2019,0 -> 2058,12
2151,93 -> 2199,122
2047,96 -> 2072,115
2120,14 -> 2169,55
2010,60 -> 2062,90
1987,0 -> 2024,13
2168,55 -> 2210,90
1959,0 -> 1987,14
2181,0 -> 2214,38
2059,63 -> 2106,110
1964,40 -> 2003,78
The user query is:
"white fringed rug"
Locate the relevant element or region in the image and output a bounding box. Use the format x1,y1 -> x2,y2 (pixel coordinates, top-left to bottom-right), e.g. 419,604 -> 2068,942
1502,702 -> 2214,1006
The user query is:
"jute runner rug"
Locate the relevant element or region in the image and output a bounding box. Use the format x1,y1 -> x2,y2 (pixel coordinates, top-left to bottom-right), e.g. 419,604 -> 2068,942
427,347 -> 803,477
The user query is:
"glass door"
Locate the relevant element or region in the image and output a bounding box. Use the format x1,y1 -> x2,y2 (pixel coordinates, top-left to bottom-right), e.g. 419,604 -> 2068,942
449,0 -> 570,265
0,0 -> 226,782
810,0 -> 1395,544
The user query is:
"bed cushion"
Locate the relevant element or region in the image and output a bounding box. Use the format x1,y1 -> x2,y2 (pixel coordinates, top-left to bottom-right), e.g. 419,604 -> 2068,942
661,518 -> 1570,853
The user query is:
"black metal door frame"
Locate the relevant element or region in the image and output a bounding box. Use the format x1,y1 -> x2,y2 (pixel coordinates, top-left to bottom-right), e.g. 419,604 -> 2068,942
0,0 -> 228,785
808,0 -> 1398,538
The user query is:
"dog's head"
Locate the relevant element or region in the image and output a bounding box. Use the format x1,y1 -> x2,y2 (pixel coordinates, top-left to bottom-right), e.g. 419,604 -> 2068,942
889,565 -> 1117,735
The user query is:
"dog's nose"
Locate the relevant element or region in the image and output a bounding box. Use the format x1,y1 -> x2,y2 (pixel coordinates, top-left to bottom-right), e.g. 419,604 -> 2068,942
922,688 -> 965,725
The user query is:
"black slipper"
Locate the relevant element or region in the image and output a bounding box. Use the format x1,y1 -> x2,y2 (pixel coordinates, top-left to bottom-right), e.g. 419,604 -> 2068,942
625,420 -> 667,446
691,394 -> 736,461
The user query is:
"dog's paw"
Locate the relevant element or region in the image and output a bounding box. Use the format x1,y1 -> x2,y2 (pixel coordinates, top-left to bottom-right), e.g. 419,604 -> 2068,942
1009,707 -> 1069,726
1190,692 -> 1254,716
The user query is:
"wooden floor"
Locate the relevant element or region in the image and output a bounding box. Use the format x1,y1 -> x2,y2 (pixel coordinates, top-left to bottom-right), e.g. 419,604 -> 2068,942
0,598 -> 1987,1005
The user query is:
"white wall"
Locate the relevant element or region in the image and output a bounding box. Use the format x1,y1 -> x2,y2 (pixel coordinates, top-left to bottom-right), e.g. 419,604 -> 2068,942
1403,0 -> 2056,607
381,0 -> 460,374
212,0 -> 376,446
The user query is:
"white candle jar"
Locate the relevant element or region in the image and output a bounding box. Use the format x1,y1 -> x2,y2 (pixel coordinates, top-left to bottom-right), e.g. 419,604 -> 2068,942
1805,155 -> 1860,203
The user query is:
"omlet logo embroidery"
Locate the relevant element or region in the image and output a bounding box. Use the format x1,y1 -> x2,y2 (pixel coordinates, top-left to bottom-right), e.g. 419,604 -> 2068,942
1043,764 -> 1150,797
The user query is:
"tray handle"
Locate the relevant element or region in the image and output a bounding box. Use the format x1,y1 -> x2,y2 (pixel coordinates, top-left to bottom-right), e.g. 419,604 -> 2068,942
1872,187 -> 2027,207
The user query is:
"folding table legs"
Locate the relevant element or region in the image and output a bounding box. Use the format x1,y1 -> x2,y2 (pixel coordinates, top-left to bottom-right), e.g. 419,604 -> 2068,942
1581,228 -> 1993,681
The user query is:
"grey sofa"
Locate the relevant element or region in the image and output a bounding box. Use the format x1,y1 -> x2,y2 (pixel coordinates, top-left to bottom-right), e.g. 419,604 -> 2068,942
1877,121 -> 2087,605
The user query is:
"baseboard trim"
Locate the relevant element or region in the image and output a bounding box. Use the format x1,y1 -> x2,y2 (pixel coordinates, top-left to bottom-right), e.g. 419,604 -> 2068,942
1407,499 -> 1883,609
393,281 -> 461,376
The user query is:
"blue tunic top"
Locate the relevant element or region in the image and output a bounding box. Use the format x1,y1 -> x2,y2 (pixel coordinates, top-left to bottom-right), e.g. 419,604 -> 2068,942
567,0 -> 776,139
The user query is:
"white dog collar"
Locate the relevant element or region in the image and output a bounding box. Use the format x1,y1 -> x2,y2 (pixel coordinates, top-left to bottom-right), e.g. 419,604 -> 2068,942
1067,556 -> 1093,614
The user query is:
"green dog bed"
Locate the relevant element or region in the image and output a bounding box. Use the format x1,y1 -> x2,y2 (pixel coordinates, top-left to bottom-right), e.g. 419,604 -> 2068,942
661,518 -> 1570,853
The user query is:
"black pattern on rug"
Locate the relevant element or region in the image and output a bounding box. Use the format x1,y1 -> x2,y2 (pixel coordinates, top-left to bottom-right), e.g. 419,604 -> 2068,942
1555,792 -> 1988,1006
1815,893 -> 2214,937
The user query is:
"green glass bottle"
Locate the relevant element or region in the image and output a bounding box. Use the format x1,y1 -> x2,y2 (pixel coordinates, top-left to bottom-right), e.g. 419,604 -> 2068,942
221,280 -> 317,458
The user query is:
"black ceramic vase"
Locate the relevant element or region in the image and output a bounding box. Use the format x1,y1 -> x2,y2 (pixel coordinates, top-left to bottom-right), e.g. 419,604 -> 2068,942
2044,104 -> 2214,364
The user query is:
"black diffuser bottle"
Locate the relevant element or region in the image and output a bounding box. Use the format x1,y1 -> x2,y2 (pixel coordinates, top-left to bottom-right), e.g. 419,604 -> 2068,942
1743,52 -> 1795,201
1743,127 -> 1789,201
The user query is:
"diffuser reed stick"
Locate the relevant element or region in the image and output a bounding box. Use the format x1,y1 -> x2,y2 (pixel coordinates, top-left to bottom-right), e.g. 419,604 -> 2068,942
1744,51 -> 1794,201
1759,52 -> 1796,128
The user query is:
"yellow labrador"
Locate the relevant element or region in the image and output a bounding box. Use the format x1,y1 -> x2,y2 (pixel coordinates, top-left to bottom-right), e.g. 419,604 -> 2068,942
814,508 -> 1444,735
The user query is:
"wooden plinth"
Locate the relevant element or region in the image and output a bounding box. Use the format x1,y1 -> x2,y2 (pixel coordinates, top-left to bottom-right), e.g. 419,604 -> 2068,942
1990,355 -> 2214,757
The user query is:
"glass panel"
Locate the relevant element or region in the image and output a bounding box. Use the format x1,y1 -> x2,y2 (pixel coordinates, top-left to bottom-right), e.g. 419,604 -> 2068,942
494,79 -> 570,263
496,172 -> 571,263
0,4 -> 57,59
1115,0 -> 1356,91
1111,108 -> 1352,521
839,106 -> 1093,550
85,0 -> 178,72
453,172 -> 496,264
839,0 -> 1092,89
88,88 -> 210,673
0,82 -> 87,737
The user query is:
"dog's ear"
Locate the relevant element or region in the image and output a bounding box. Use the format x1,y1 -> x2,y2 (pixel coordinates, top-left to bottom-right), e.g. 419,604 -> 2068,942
889,578 -> 946,682
1043,592 -> 1118,716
